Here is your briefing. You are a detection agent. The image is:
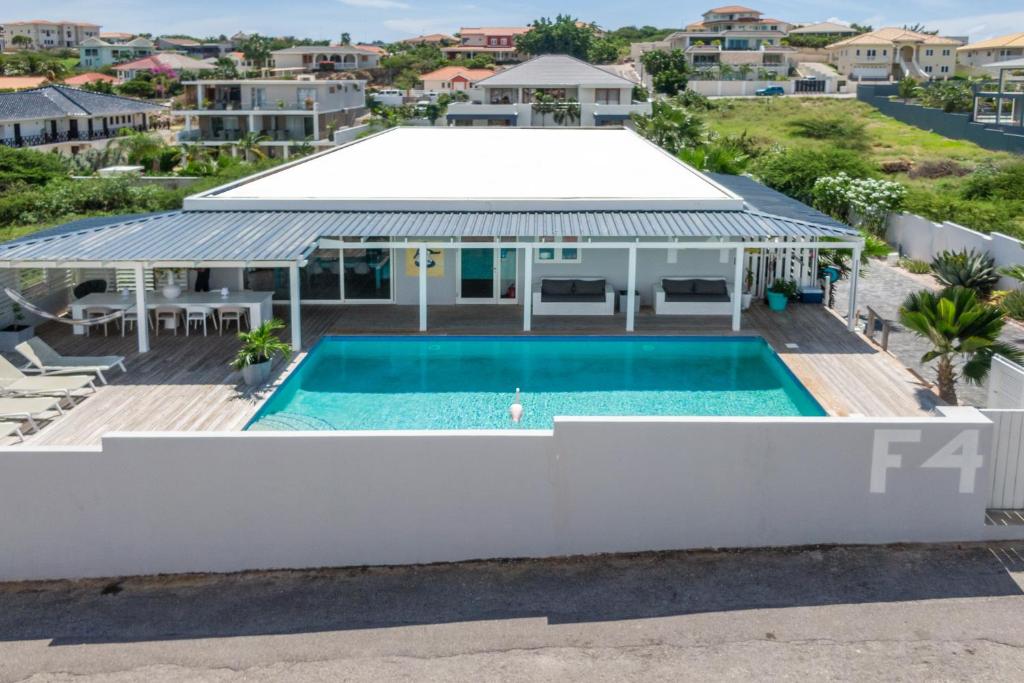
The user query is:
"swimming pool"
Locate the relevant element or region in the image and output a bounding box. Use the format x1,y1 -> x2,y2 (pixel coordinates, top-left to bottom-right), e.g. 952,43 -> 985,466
246,336 -> 825,431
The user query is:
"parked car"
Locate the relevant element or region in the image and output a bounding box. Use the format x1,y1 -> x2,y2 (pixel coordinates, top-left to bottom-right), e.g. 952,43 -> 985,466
755,86 -> 785,97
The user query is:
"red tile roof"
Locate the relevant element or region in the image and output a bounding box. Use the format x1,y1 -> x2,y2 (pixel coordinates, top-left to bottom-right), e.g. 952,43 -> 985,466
419,66 -> 496,82
63,72 -> 118,86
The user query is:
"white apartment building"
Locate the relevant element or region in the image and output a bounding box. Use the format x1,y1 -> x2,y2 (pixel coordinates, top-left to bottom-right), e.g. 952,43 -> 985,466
445,55 -> 650,127
176,78 -> 368,157
1,20 -> 100,50
270,46 -> 381,74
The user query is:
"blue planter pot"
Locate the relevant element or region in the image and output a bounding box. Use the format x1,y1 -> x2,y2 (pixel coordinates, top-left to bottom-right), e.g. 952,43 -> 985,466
766,290 -> 789,311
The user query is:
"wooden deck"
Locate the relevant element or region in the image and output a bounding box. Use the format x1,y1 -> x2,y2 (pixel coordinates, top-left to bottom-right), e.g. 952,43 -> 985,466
7,301 -> 940,447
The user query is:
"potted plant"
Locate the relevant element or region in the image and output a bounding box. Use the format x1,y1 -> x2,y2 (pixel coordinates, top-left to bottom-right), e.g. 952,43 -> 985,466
304,96 -> 315,111
742,266 -> 754,310
766,279 -> 797,312
231,318 -> 292,385
276,99 -> 286,110
0,303 -> 35,351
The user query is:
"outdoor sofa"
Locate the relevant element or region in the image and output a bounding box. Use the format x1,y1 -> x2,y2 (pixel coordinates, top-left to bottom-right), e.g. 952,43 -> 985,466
653,277 -> 733,316
532,278 -> 615,316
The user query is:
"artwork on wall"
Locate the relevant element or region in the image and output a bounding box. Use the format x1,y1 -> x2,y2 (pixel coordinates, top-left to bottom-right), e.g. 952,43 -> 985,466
404,248 -> 445,277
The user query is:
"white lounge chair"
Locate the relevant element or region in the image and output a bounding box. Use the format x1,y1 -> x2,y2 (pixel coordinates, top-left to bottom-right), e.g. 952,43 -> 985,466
16,337 -> 126,385
0,395 -> 65,434
0,356 -> 96,404
0,421 -> 25,442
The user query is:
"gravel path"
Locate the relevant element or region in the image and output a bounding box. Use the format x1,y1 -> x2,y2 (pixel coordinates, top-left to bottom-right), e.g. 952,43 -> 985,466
835,260 -> 1024,408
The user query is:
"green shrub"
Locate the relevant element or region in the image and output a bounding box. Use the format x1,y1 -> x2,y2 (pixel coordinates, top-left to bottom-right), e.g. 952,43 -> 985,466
961,161 -> 1024,201
754,147 -> 875,204
930,248 -> 1000,296
787,116 -> 868,149
903,187 -> 1024,238
1001,289 -> 1024,321
900,258 -> 932,274
0,146 -> 68,192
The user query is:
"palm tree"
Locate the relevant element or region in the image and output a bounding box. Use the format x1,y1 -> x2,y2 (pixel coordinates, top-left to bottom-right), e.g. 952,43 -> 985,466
899,287 -> 1023,405
531,92 -> 556,126
551,98 -> 581,126
235,131 -> 270,161
109,129 -> 166,166
631,100 -> 706,154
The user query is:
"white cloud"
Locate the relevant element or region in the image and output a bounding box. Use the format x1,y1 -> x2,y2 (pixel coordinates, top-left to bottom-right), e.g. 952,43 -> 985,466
340,0 -> 410,9
919,10 -> 1024,41
824,17 -> 852,27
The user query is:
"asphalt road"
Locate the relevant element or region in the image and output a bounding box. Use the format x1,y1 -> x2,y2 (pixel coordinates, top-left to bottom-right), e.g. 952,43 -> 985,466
2,543 -> 1024,681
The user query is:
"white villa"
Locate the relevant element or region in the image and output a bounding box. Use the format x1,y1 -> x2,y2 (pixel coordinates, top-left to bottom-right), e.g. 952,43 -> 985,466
78,36 -> 154,69
270,46 -> 381,74
0,127 -> 863,356
0,19 -> 99,50
828,28 -> 961,81
175,78 -> 368,157
0,85 -> 165,155
630,5 -> 796,79
957,33 -> 1024,75
445,55 -> 651,127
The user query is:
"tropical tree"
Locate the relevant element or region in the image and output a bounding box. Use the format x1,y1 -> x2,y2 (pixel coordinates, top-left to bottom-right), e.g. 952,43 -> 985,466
530,92 -> 557,126
551,98 -> 581,126
109,129 -> 166,167
516,15 -> 594,60
234,131 -> 270,161
899,287 -> 1022,405
639,49 -> 690,95
212,57 -> 239,79
677,142 -> 749,174
239,34 -> 273,70
630,99 -> 706,154
340,32 -> 351,45
11,35 -> 32,50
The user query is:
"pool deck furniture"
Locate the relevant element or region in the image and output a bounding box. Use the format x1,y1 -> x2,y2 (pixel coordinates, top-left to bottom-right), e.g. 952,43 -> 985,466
532,278 -> 615,316
70,291 -> 273,336
654,277 -> 734,317
0,395 -> 66,434
9,302 -> 941,447
15,337 -> 127,385
0,356 -> 96,404
0,421 -> 24,442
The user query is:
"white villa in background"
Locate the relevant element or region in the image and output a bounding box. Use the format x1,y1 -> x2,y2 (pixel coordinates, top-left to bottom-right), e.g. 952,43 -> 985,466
0,19 -> 99,50
630,6 -> 796,79
786,22 -> 859,39
0,85 -> 164,155
175,78 -> 368,157
957,33 -> 1024,75
445,55 -> 651,127
78,36 -> 154,69
828,28 -> 961,81
270,45 -> 381,74
419,66 -> 496,92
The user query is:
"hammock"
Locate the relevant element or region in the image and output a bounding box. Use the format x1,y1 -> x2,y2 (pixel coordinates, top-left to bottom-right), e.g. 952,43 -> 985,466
4,288 -> 127,327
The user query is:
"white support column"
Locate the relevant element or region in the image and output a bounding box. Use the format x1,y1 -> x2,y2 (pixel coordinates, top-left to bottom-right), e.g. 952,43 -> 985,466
248,112 -> 255,133
731,246 -> 744,332
289,263 -> 302,351
847,246 -> 861,331
626,245 -> 637,332
133,264 -> 149,353
313,109 -> 320,141
418,244 -> 428,332
523,246 -> 533,332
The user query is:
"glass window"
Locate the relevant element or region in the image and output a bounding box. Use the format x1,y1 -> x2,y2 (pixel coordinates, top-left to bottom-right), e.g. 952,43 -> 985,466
343,241 -> 392,300
595,89 -> 621,105
535,237 -> 581,264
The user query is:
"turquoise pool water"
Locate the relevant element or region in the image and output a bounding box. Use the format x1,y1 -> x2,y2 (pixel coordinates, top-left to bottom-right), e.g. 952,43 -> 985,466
247,336 -> 825,431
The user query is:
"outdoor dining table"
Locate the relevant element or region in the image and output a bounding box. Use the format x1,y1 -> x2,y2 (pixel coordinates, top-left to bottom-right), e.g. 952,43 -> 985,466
70,290 -> 274,335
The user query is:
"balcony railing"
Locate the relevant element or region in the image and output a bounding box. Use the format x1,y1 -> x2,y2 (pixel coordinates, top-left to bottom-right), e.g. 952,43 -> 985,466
0,122 -> 168,149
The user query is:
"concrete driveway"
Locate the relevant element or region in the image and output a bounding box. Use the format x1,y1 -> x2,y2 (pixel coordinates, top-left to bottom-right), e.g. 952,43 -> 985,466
2,543 -> 1024,681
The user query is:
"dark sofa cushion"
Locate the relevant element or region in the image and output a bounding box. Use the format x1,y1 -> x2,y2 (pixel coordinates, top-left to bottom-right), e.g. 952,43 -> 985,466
665,291 -> 731,303
693,279 -> 728,295
541,279 -> 574,296
542,293 -> 606,303
572,279 -> 606,295
662,279 -> 694,295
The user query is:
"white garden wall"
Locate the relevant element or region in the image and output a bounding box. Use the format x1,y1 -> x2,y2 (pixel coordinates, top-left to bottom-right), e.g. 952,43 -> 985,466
687,80 -> 796,97
886,212 -> 1024,290
1,407 -> 1017,581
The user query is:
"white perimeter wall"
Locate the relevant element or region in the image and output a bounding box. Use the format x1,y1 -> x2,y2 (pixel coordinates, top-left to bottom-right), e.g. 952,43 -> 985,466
0,407 -> 1016,581
687,80 -> 798,96
886,212 -> 1024,291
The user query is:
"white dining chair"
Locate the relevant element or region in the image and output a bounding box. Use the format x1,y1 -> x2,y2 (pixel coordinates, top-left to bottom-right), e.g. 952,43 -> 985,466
217,306 -> 249,334
84,306 -> 115,337
185,305 -> 218,337
153,306 -> 183,336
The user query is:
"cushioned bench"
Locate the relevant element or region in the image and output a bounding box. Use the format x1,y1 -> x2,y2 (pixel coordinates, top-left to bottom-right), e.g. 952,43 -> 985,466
653,277 -> 733,316
532,278 -> 615,316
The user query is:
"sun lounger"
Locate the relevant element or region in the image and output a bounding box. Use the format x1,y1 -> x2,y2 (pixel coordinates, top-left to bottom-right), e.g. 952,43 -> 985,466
0,395 -> 65,433
0,421 -> 25,442
16,337 -> 126,385
0,356 -> 96,404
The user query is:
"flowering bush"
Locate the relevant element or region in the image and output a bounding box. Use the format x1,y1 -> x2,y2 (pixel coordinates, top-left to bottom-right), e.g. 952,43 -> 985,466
812,173 -> 906,235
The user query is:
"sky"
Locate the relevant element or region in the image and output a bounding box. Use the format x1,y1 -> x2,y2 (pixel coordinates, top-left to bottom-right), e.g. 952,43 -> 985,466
4,0 -> 1022,43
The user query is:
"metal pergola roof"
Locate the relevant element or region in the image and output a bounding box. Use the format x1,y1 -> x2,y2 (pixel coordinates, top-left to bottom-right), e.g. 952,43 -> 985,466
0,209 -> 860,267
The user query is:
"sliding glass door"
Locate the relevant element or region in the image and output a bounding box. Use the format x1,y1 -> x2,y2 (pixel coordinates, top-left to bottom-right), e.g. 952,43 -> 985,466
457,239 -> 518,303
342,242 -> 392,302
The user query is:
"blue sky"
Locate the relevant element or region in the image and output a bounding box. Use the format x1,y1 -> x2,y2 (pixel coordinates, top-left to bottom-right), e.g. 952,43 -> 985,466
5,1 -> 1022,43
